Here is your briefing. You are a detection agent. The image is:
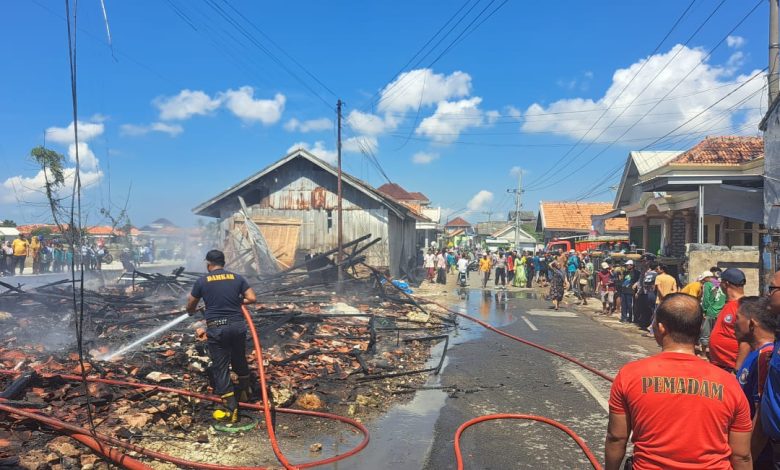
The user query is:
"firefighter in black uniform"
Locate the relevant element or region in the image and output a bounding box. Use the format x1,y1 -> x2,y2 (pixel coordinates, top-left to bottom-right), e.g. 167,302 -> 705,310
187,250 -> 256,423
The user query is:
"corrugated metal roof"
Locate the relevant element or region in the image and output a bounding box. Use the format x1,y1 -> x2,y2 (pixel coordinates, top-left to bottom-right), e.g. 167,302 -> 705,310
630,151 -> 682,175
193,148 -> 420,221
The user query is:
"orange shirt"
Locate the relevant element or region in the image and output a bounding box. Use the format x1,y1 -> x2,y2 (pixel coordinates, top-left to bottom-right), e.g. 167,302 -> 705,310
709,300 -> 739,370
609,352 -> 751,470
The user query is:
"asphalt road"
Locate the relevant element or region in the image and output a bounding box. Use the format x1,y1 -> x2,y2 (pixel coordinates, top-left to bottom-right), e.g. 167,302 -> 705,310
419,287 -> 657,470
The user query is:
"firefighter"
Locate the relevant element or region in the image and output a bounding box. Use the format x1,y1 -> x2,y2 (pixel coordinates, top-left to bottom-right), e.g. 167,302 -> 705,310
186,250 -> 256,423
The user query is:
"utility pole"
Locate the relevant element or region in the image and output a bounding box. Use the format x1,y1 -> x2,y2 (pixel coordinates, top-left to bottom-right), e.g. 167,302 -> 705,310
507,169 -> 524,251
771,0 -> 780,103
336,100 -> 343,288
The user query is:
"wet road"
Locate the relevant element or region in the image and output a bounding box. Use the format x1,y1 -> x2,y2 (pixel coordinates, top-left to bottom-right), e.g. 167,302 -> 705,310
414,288 -> 656,470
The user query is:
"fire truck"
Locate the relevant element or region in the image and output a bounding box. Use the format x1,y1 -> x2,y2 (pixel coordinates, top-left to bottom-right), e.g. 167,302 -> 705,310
544,235 -> 630,254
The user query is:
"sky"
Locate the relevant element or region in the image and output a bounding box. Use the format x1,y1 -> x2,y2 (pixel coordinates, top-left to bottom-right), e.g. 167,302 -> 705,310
0,0 -> 770,227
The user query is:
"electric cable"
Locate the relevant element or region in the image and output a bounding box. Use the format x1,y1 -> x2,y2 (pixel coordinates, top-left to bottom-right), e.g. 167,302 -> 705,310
526,0 -> 762,192
524,0 -> 701,188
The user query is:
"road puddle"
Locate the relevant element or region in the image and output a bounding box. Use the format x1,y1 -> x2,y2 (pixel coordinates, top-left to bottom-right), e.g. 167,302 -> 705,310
312,289 -> 523,468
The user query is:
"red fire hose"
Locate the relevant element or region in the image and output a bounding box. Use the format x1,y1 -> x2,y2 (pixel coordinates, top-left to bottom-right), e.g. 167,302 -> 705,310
0,305 -> 369,469
0,298 -> 614,469
418,299 -> 612,470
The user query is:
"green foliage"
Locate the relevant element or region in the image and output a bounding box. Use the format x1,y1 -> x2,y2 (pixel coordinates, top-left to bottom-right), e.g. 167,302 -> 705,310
30,146 -> 66,190
0,220 -> 15,227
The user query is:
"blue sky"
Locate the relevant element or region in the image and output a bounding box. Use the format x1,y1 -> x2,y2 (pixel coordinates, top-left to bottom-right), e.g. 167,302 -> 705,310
0,0 -> 770,227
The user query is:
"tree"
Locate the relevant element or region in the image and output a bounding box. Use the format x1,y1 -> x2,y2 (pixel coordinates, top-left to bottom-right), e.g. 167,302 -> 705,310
0,220 -> 15,227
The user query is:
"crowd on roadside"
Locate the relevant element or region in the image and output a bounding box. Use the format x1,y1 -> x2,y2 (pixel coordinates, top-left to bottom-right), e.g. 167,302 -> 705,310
605,266 -> 780,469
0,231 -> 167,276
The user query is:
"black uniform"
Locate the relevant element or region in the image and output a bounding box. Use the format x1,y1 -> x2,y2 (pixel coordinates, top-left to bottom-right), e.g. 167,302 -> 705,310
190,269 -> 251,397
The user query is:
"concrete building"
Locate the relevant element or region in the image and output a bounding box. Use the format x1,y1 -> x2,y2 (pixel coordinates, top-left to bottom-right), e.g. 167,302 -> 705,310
193,149 -> 421,276
605,136 -> 764,256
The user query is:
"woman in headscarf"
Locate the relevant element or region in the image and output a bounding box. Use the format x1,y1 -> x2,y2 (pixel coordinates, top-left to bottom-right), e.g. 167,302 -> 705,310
548,260 -> 568,310
514,252 -> 527,287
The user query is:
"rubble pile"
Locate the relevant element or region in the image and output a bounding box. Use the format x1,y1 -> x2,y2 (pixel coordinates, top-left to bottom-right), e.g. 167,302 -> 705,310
0,253 -> 454,468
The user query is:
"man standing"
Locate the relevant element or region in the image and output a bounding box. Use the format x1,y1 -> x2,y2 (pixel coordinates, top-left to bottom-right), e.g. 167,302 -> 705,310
654,264 -> 678,305
29,235 -> 41,274
479,253 -> 491,288
187,250 -> 257,423
709,268 -> 751,373
619,260 -> 640,324
11,234 -> 28,275
733,296 -> 775,468
566,249 -> 580,287
701,271 -> 726,353
423,250 -> 435,283
597,262 -> 615,315
605,294 -> 752,470
494,252 -> 506,288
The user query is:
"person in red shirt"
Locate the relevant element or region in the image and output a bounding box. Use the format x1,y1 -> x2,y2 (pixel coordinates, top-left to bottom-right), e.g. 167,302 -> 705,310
709,268 -> 752,372
605,293 -> 752,470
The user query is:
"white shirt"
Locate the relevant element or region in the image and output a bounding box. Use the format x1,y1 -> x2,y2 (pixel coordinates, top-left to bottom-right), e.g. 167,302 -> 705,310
457,258 -> 469,273
423,254 -> 435,268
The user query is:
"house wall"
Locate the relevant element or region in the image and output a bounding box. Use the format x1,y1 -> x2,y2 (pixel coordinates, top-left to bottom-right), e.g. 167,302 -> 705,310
688,246 -> 760,296
212,157 -> 412,273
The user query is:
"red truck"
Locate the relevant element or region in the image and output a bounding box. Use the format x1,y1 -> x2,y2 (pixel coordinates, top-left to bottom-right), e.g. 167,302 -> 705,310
545,236 -> 630,254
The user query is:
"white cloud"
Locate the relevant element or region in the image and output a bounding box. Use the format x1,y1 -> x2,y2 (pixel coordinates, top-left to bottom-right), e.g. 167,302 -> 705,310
727,35 -> 746,49
0,119 -> 105,204
287,141 -> 337,165
412,152 -> 439,164
485,110 -> 501,125
346,110 -> 399,136
510,166 -> 524,177
467,190 -> 493,211
378,69 -> 472,114
505,106 -> 522,118
521,44 -> 766,143
120,122 -> 183,137
67,142 -> 99,171
1,167 -> 102,204
46,121 -> 104,145
284,117 -> 332,133
416,97 -> 485,143
155,89 -> 221,121
343,136 -> 379,154
220,87 -> 285,125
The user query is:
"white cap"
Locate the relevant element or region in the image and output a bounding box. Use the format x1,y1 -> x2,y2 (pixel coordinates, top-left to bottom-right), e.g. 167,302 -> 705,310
626,260 -> 634,265
601,262 -> 609,269
697,270 -> 714,281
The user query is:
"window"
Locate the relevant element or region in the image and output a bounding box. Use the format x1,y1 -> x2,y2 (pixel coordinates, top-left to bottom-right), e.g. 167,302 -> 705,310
703,225 -> 709,243
744,222 -> 753,246
326,209 -> 333,232
714,224 -> 720,245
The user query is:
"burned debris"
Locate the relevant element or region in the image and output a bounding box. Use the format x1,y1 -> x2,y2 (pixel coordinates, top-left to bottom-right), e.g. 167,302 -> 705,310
0,234 -> 455,468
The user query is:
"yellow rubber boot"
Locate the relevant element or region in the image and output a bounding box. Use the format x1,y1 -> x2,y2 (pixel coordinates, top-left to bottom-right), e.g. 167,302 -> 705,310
212,392 -> 239,423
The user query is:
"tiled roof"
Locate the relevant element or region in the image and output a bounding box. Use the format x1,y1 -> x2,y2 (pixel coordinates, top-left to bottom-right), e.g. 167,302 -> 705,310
445,216 -> 471,228
671,136 -> 763,165
86,226 -> 115,235
377,183 -> 414,200
408,191 -> 430,202
539,201 -> 628,232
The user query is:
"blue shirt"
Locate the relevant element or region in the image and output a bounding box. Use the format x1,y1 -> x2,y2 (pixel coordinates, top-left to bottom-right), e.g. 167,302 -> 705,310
567,255 -> 579,272
532,256 -> 541,271
738,343 -> 773,415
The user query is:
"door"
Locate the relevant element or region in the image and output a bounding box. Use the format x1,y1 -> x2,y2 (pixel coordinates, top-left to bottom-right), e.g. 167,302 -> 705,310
629,226 -> 643,249
647,225 -> 662,255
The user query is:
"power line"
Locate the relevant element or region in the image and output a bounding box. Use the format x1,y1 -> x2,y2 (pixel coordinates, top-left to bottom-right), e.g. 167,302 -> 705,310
524,0 -> 702,187
525,0 -> 763,192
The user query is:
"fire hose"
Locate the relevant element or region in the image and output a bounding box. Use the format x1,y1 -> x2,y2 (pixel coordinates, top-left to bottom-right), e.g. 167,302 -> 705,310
0,299 -> 615,469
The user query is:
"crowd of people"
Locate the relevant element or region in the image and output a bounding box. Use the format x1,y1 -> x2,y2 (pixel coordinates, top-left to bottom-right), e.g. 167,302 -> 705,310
606,268 -> 780,469
0,232 -> 138,276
